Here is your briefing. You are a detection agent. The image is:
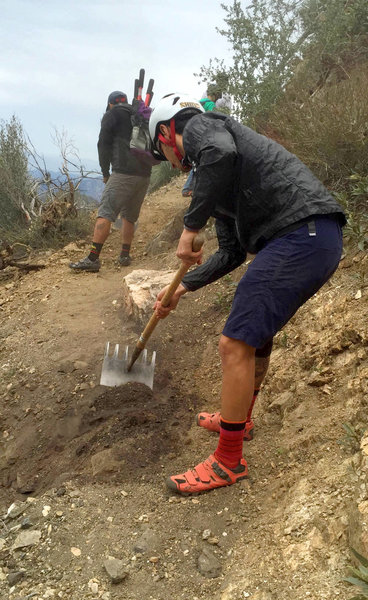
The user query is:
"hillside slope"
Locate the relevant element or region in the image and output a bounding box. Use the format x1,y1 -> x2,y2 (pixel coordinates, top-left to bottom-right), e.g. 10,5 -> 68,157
0,175 -> 367,600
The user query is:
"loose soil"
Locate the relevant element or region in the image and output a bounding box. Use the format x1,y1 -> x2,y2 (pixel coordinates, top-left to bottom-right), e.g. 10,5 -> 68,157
0,174 -> 367,600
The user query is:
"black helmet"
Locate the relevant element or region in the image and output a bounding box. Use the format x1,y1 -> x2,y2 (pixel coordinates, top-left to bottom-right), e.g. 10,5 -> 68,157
106,91 -> 127,111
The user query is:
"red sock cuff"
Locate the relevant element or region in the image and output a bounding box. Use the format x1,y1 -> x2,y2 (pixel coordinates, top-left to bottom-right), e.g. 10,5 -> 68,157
220,418 -> 246,431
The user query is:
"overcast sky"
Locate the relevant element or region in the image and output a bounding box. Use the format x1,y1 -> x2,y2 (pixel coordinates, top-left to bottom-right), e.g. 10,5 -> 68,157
0,0 -> 232,170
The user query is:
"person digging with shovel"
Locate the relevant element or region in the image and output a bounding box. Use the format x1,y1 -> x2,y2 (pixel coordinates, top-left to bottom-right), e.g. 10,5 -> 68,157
149,93 -> 346,496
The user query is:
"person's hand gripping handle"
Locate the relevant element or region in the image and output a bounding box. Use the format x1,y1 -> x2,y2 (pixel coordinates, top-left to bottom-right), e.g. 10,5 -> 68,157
127,234 -> 204,371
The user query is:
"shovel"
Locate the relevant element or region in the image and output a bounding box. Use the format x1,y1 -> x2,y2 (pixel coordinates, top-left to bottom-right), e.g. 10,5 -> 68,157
100,235 -> 204,389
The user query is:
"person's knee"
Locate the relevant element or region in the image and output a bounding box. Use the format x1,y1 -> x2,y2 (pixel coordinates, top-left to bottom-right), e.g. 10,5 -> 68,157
219,335 -> 255,367
95,217 -> 112,228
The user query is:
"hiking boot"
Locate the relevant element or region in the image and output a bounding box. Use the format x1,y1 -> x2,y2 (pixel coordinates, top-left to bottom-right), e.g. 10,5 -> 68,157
196,411 -> 254,441
167,454 -> 248,495
69,256 -> 100,272
119,254 -> 131,266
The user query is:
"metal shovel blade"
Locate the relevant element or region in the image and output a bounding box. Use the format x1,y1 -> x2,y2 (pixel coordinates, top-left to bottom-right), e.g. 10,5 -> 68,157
100,343 -> 156,389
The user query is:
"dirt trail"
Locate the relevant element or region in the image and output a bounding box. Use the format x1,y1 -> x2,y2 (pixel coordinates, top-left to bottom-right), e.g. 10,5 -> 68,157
0,174 -> 367,600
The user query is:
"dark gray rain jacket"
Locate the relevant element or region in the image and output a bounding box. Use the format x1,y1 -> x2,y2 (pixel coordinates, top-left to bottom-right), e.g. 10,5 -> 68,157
97,104 -> 152,179
181,112 -> 345,291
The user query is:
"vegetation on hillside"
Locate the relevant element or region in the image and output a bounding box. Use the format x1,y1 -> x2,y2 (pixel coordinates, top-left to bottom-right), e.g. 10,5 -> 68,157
197,0 -> 368,249
0,119 -> 96,248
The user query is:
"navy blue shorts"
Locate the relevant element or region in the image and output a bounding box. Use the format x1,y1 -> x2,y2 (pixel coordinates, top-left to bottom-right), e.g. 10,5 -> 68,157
222,216 -> 343,348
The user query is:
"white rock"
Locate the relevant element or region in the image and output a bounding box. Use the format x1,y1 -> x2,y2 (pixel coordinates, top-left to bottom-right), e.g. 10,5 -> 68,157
122,269 -> 176,323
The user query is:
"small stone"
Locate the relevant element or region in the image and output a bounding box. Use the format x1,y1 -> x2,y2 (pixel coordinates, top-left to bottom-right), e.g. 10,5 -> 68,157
207,536 -> 219,545
104,557 -> 129,584
91,449 -> 122,476
88,580 -> 99,594
21,517 -> 33,529
6,501 -> 27,519
42,505 -> 51,517
73,360 -> 89,370
71,547 -> 81,557
12,530 -> 41,550
197,546 -> 222,578
202,529 -> 211,540
57,359 -> 75,373
149,556 -> 159,563
133,528 -> 159,554
7,571 -> 25,586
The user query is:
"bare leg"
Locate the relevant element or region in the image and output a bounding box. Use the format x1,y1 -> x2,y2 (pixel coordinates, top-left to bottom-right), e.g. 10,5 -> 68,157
92,217 -> 111,244
121,218 -> 135,246
255,355 -> 270,389
219,335 -> 256,421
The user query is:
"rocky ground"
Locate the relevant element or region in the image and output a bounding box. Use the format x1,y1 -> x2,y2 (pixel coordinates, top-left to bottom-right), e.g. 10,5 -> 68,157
0,174 -> 367,600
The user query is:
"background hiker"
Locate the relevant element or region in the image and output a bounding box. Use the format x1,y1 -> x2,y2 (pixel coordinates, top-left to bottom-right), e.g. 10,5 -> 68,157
70,90 -> 152,272
149,93 -> 346,496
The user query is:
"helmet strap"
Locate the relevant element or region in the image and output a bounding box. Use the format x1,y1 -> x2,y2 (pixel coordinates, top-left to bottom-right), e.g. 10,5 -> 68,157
158,119 -> 184,162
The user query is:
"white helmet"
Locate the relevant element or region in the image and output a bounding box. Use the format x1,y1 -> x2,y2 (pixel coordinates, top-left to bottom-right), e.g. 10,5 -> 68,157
149,93 -> 204,160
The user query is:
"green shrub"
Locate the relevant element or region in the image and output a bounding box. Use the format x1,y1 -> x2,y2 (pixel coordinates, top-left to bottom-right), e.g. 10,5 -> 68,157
148,162 -> 180,194
4,209 -> 93,250
338,422 -> 366,453
268,66 -> 368,185
0,116 -> 33,236
335,173 -> 368,250
345,548 -> 368,599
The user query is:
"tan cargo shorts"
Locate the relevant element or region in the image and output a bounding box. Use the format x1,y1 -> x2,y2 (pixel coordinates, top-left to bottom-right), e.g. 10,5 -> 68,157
98,172 -> 150,223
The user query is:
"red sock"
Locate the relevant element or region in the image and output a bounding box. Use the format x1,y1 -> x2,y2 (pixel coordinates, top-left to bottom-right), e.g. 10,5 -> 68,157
246,389 -> 260,422
214,418 -> 245,469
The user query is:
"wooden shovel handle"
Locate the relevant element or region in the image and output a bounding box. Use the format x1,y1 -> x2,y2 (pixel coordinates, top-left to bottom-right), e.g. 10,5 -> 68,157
137,234 -> 204,348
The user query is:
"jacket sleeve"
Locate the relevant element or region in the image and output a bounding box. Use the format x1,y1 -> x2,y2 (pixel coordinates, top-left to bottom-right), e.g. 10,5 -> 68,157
183,124 -> 238,231
97,112 -> 115,178
181,217 -> 246,292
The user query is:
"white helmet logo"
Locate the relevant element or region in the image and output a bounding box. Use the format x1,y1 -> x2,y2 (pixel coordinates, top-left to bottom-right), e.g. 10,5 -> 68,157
179,101 -> 201,109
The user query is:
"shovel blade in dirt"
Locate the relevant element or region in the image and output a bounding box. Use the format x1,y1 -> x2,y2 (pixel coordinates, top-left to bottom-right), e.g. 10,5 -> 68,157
100,343 -> 156,389
100,236 -> 204,391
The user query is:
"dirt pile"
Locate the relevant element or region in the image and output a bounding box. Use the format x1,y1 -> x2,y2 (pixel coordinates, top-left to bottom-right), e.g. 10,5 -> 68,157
0,174 -> 367,600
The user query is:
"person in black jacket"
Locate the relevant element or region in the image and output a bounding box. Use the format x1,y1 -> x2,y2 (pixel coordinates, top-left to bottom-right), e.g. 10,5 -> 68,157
149,93 -> 346,496
70,91 -> 152,272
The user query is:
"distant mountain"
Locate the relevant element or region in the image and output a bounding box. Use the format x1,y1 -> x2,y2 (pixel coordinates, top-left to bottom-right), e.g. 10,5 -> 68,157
29,169 -> 104,202
78,176 -> 104,202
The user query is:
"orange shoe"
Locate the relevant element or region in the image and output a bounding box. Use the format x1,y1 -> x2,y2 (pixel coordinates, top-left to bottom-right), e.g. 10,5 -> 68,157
166,454 -> 248,495
196,411 -> 254,441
